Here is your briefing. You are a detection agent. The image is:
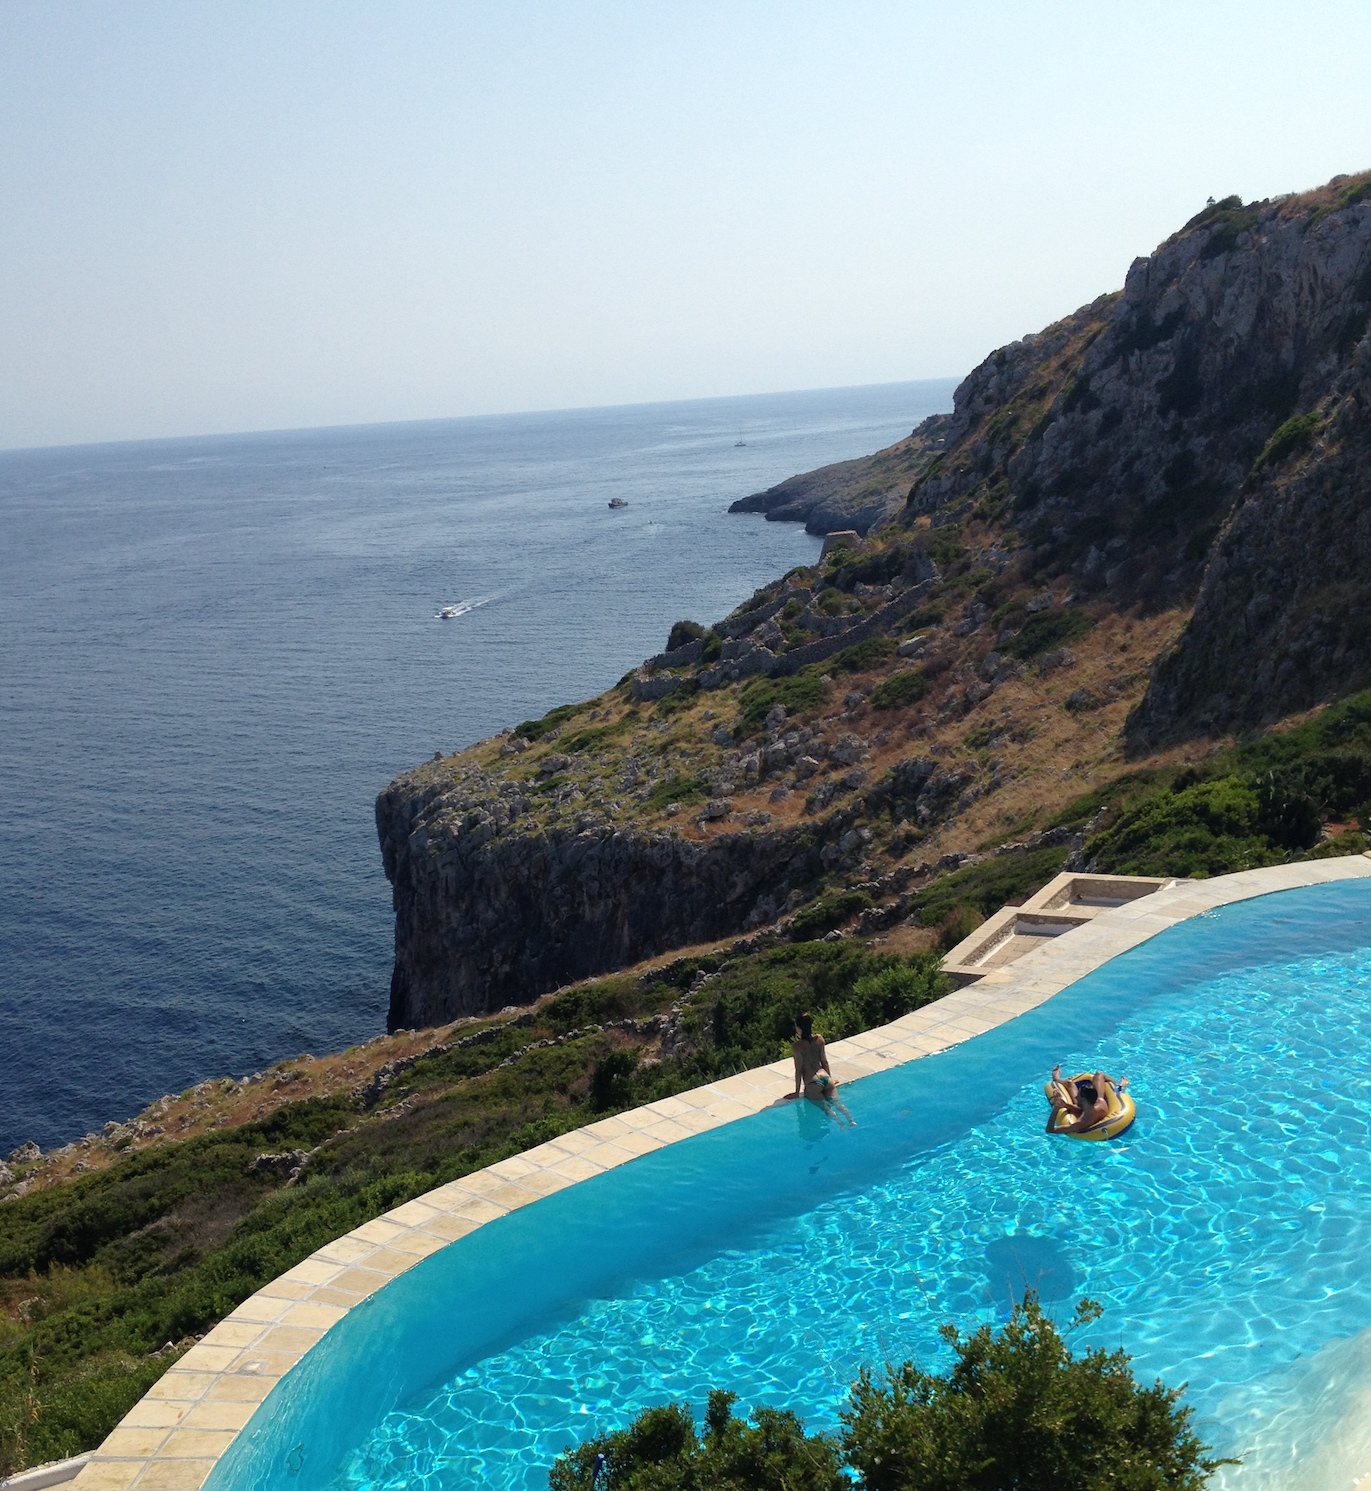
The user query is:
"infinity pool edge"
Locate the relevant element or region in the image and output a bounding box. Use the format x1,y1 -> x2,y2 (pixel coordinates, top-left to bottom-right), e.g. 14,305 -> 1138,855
72,852 -> 1371,1491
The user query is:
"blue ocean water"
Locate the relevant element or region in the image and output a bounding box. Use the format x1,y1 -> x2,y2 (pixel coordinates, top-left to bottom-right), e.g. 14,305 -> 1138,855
0,380 -> 954,1153
207,880 -> 1371,1491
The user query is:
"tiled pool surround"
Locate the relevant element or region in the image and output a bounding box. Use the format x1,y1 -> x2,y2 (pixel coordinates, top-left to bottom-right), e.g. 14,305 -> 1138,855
940,870 -> 1174,982
70,852 -> 1371,1491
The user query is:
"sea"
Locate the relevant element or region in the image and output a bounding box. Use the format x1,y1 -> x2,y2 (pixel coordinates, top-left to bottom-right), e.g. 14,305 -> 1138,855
0,379 -> 955,1155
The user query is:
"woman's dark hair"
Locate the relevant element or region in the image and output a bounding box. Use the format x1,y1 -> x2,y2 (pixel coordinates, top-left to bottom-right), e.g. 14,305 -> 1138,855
796,1012 -> 813,1041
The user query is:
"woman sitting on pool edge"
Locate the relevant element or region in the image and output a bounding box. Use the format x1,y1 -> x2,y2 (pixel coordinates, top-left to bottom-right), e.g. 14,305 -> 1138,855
786,1012 -> 855,1125
1045,1063 -> 1129,1135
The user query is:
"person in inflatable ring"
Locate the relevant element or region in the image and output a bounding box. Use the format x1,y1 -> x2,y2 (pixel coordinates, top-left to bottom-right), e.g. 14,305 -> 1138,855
1045,1064 -> 1129,1135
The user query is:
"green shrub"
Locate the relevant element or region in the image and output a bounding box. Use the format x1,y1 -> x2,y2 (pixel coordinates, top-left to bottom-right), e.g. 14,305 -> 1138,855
831,637 -> 898,674
789,890 -> 871,941
652,678 -> 701,717
812,962 -> 944,1042
0,1353 -> 174,1474
1055,692 -> 1371,877
666,620 -> 706,652
589,1050 -> 639,1112
894,599 -> 947,635
829,544 -> 918,591
924,532 -> 967,569
841,1296 -> 1228,1491
561,721 -> 629,753
1251,411 -> 1322,473
1003,609 -> 1095,660
1305,828 -> 1370,858
1084,776 -> 1279,877
738,670 -> 825,734
871,669 -> 928,710
991,597 -> 1027,626
514,701 -> 593,742
816,588 -> 845,616
550,1390 -> 844,1491
1181,193 -> 1244,231
687,944 -> 942,1068
701,633 -> 723,664
551,1298 -> 1221,1491
938,904 -> 985,952
643,774 -> 708,812
1082,758 -> 1359,875
1180,194 -> 1259,259
1254,770 -> 1322,850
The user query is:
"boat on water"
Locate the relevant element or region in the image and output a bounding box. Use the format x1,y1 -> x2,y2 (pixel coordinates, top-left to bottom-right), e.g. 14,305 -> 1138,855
436,604 -> 463,619
607,497 -> 628,509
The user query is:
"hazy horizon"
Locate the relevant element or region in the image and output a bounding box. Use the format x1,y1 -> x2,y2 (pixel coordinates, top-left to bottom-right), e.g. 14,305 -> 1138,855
4,2 -> 1370,450
0,375 -> 957,458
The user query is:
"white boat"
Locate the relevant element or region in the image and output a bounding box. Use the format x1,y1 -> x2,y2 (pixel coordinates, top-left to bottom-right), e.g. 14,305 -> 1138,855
437,605 -> 463,619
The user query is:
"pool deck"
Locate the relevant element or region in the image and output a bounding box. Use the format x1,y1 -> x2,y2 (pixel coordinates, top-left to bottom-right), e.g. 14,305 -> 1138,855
69,852 -> 1371,1491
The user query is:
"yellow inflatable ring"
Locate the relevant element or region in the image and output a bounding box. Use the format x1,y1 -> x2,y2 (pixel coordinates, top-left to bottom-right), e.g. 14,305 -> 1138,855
1043,1073 -> 1136,1141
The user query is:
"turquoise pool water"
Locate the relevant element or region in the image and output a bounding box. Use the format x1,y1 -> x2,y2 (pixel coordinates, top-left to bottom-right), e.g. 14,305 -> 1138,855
210,879 -> 1371,1491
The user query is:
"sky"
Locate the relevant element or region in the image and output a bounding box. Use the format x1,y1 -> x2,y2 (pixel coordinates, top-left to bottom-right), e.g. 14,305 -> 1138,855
2,1 -> 1370,450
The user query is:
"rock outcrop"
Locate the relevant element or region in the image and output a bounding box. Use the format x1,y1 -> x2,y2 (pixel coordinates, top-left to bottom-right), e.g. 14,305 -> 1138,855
728,424 -> 949,535
894,175 -> 1371,739
377,756 -> 962,1026
377,774 -> 812,1025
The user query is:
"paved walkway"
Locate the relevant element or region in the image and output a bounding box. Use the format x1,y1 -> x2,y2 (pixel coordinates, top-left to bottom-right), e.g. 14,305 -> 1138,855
72,853 -> 1371,1491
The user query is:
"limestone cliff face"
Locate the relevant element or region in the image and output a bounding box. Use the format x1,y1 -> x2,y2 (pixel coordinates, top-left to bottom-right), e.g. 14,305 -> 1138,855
899,176 -> 1371,737
377,770 -> 812,1026
1129,348 -> 1371,739
376,756 -> 956,1027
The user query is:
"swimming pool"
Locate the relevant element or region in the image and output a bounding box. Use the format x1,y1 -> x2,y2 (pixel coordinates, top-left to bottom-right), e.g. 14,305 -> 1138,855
209,878 -> 1371,1491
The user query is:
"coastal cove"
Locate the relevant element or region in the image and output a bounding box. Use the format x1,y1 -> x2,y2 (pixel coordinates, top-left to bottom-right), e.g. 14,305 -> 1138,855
0,380 -> 955,1154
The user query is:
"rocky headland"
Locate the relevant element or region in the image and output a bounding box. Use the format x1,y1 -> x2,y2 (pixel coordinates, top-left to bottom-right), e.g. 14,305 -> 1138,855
726,426 -> 949,535
379,171 -> 1371,1030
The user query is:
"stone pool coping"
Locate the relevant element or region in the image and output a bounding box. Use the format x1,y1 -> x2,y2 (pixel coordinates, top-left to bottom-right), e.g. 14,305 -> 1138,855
72,851 -> 1371,1491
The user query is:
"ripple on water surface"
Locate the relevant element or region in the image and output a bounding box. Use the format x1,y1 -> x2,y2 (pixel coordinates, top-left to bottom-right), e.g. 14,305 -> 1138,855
333,903 -> 1371,1491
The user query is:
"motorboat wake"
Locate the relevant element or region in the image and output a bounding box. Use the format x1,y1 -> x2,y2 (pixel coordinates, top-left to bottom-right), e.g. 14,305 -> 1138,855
436,596 -> 494,620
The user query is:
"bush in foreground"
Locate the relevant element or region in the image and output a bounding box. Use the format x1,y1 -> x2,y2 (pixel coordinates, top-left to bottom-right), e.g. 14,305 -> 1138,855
549,1297 -> 1228,1490
549,1390 -> 844,1491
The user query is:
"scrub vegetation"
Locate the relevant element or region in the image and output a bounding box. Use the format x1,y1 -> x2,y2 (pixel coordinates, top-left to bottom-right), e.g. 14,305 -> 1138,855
0,942 -> 943,1475
1055,690 -> 1371,876
549,1295 -> 1227,1491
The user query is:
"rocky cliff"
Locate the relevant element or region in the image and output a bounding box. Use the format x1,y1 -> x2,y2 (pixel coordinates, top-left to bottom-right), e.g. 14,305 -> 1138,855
376,746 -> 968,1026
379,171 -> 1371,1028
377,763 -> 817,1025
892,175 -> 1371,738
727,425 -> 949,535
